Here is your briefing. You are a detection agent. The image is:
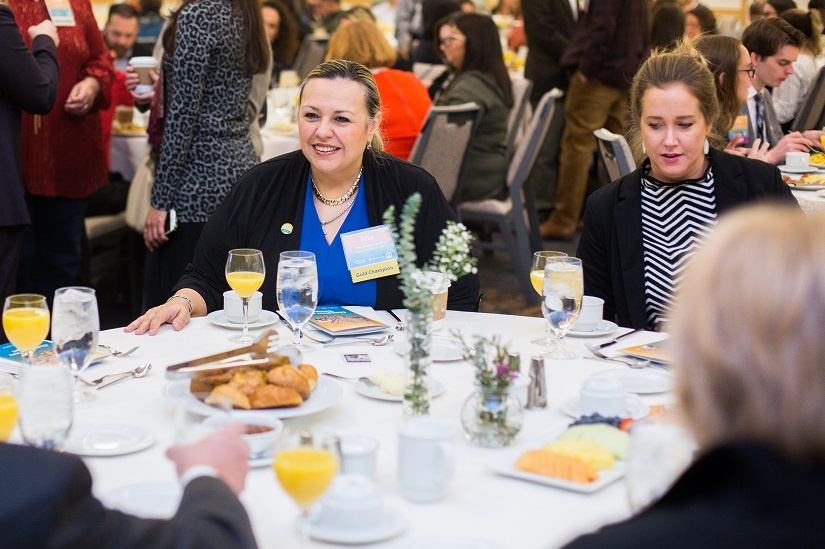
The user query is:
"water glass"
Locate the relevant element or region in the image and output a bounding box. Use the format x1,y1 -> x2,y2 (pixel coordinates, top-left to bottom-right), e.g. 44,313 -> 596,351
276,251 -> 318,351
541,257 -> 583,359
529,251 -> 567,348
17,364 -> 73,451
52,287 -> 100,403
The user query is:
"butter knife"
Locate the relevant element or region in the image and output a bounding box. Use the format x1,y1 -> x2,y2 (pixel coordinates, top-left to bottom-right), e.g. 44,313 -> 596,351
596,328 -> 642,349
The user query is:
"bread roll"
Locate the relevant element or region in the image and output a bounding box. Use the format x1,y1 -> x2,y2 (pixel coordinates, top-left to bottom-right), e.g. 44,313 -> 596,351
205,384 -> 251,410
297,364 -> 318,392
267,365 -> 310,400
229,369 -> 267,396
250,384 -> 303,408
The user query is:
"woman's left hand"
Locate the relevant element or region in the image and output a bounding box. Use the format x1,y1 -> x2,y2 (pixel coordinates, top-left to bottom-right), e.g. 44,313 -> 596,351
144,205 -> 170,251
65,77 -> 100,116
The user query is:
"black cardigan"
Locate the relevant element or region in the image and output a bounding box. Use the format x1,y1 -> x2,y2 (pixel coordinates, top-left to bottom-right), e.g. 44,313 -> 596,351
577,151 -> 798,329
176,150 -> 481,312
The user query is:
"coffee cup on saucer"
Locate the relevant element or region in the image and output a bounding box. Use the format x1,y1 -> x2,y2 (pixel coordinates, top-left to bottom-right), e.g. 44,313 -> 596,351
339,435 -> 379,477
571,296 -> 604,332
316,475 -> 383,531
223,290 -> 262,323
786,151 -> 811,169
579,373 -> 626,417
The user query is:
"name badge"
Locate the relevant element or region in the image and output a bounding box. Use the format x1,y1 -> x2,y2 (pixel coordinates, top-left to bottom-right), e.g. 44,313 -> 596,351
729,115 -> 749,146
340,225 -> 400,283
45,0 -> 76,27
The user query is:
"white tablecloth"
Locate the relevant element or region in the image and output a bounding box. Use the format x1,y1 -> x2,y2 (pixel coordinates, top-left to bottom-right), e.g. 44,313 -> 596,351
46,311 -> 672,549
792,189 -> 825,212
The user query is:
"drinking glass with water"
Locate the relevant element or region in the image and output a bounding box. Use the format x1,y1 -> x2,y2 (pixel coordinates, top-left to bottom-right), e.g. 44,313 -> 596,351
277,251 -> 318,351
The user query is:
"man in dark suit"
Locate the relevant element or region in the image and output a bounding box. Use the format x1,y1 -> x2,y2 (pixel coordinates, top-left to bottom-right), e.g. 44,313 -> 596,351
521,0 -> 576,213
102,4 -> 153,72
0,424 -> 258,548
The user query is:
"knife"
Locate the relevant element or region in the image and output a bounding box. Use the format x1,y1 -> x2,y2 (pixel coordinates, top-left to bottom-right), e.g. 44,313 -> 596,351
596,328 -> 642,349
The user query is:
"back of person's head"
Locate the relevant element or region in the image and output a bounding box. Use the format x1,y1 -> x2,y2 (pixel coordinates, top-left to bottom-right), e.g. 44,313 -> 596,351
326,19 -> 396,69
449,12 -> 514,107
781,8 -> 823,55
299,59 -> 385,152
810,0 -> 825,19
765,0 -> 796,17
108,3 -> 140,23
671,205 -> 825,463
742,17 -> 805,57
626,45 -> 719,159
687,4 -> 718,35
341,5 -> 376,23
139,0 -> 163,15
693,34 -> 743,138
263,0 -> 300,63
650,2 -> 686,51
749,0 -> 766,18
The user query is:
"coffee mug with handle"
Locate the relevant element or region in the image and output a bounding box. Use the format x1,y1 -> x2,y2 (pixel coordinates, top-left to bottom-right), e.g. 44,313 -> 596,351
397,418 -> 455,503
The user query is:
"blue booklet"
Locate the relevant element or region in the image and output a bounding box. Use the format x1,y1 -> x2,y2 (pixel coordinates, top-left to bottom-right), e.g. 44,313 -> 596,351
309,306 -> 388,336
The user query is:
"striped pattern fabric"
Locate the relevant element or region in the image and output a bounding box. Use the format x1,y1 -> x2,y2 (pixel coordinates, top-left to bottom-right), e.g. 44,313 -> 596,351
640,165 -> 718,330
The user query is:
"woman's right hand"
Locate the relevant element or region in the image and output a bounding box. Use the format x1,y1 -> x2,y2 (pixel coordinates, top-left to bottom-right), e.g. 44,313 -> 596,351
124,300 -> 191,335
144,205 -> 169,251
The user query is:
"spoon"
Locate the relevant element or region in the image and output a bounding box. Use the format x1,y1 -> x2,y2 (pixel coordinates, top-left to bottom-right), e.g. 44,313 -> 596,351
98,344 -> 140,358
96,363 -> 152,390
323,334 -> 394,348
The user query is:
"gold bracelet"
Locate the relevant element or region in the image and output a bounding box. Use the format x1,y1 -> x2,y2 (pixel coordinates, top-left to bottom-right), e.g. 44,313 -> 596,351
167,294 -> 193,314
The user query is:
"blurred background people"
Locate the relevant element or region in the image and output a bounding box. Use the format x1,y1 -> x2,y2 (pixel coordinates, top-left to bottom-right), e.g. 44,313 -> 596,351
763,0 -> 795,18
103,3 -> 153,72
749,0 -> 767,23
650,1 -> 686,51
685,4 -> 717,38
262,0 -> 300,88
9,0 -> 114,305
308,0 -> 343,36
773,9 -> 823,130
0,8 -> 59,343
142,0 -> 269,308
326,19 -> 431,160
136,0 -> 165,52
433,12 -> 512,202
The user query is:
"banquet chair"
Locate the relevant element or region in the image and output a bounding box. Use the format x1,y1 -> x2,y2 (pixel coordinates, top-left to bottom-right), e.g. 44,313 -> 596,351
458,89 -> 563,306
82,213 -> 142,314
408,102 -> 481,213
594,128 -> 636,182
790,67 -> 825,133
506,77 -> 534,160
293,37 -> 329,80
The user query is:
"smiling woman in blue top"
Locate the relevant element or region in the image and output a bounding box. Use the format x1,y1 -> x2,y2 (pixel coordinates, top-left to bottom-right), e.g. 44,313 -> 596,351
127,60 -> 480,336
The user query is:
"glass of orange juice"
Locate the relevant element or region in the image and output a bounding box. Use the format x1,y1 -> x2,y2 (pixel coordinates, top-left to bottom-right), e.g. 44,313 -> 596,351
0,373 -> 18,442
530,252 -> 567,347
225,249 -> 265,344
274,432 -> 338,544
2,294 -> 50,362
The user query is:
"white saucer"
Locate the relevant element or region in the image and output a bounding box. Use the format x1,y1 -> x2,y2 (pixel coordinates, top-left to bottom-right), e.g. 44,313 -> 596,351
598,368 -> 674,394
309,507 -> 407,544
249,453 -> 274,468
561,394 -> 650,420
355,377 -> 445,402
64,424 -> 155,457
206,310 -> 279,330
779,164 -> 822,174
393,337 -> 467,362
568,320 -> 619,337
102,482 -> 182,519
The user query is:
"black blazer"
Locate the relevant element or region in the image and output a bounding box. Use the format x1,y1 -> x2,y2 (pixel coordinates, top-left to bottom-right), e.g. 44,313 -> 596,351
521,0 -> 576,99
577,151 -> 798,329
0,442 -> 257,548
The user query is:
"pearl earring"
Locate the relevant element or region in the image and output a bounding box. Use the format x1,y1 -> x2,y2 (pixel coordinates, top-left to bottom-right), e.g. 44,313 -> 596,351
703,138 -> 709,155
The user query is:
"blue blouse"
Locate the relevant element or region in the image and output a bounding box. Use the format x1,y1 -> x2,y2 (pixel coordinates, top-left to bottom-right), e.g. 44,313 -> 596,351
299,175 -> 377,307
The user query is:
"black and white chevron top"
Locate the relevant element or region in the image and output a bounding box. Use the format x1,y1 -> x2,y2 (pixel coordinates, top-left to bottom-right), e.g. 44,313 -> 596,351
640,161 -> 718,330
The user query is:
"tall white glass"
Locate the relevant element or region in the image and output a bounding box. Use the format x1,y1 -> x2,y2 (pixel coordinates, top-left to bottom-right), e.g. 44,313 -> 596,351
17,364 -> 73,450
530,251 -> 567,347
277,251 -> 318,351
541,257 -> 583,360
51,287 -> 99,403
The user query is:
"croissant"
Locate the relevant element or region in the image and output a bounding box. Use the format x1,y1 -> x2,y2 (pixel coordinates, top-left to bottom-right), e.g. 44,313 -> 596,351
249,384 -> 303,409
267,365 -> 310,400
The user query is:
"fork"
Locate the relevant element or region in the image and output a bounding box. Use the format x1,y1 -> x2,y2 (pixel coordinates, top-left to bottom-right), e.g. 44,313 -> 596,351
321,373 -> 376,387
584,343 -> 649,368
98,344 -> 139,357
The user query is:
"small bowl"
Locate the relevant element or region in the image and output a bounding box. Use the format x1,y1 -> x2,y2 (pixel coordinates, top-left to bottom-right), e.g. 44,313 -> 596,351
203,415 -> 283,458
579,373 -> 626,417
316,475 -> 383,531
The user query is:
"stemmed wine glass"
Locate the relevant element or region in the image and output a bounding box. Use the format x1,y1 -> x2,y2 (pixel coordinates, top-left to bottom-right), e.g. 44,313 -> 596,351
277,251 -> 318,352
273,431 -> 338,544
541,257 -> 583,360
225,249 -> 266,344
2,294 -> 50,363
51,287 -> 100,403
529,251 -> 567,347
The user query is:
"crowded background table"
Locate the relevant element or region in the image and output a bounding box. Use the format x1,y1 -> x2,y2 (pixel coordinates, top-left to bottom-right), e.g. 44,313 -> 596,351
50,310 -> 672,548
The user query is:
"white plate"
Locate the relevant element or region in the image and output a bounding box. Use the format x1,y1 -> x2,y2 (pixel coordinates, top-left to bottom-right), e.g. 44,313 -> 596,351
568,320 -> 619,337
561,394 -> 650,420
788,183 -> 825,191
309,507 -> 407,544
249,454 -> 274,468
779,165 -> 824,174
598,369 -> 674,394
165,376 -> 344,419
206,310 -> 279,330
393,337 -> 467,362
354,378 -> 445,402
487,445 -> 626,494
102,482 -> 182,519
65,424 -> 155,457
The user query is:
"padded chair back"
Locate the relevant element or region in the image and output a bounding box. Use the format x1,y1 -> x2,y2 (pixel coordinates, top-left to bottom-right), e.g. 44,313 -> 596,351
505,77 -> 534,159
594,128 -> 636,181
790,66 -> 825,133
408,102 -> 481,211
293,37 -> 328,80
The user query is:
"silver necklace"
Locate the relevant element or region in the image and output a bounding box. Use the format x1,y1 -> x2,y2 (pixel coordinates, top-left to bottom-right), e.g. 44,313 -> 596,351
312,167 -> 362,206
318,187 -> 359,236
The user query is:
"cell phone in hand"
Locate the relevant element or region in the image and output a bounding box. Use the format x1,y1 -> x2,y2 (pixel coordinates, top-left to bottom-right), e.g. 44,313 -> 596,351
164,209 -> 177,235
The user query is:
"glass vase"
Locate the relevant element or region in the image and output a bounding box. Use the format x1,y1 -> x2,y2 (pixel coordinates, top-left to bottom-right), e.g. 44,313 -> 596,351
461,385 -> 524,447
403,304 -> 433,417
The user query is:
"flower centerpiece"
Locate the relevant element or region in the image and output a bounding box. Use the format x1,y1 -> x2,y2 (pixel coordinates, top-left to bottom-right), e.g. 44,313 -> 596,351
383,193 -> 477,416
460,336 -> 524,447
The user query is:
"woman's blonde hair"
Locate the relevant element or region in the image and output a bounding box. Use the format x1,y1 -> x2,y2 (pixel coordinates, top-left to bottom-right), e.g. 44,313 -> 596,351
670,205 -> 825,462
326,20 -> 397,69
626,44 -> 721,162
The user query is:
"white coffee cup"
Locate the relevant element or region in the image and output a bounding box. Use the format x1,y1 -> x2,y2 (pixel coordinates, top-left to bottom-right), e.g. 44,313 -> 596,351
129,56 -> 158,95
416,271 -> 451,331
571,296 -> 605,332
786,151 -> 810,168
397,418 -> 455,503
223,290 -> 262,323
316,475 -> 383,531
579,373 -> 626,417
339,435 -> 379,477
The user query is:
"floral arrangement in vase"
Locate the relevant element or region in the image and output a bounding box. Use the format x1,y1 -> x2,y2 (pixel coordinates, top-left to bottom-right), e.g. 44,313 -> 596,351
383,193 -> 477,416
